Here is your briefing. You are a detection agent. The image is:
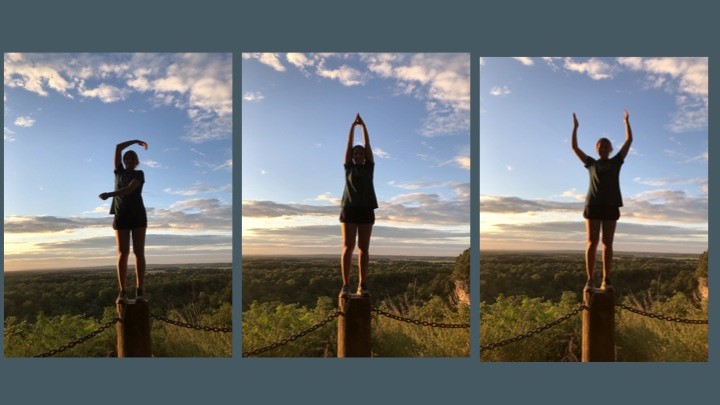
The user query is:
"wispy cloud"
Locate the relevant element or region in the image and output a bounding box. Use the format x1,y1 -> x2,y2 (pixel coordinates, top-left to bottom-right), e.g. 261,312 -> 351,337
562,57 -> 614,80
373,146 -> 391,159
247,53 -> 470,138
490,86 -> 511,96
513,57 -> 534,66
163,183 -> 232,196
14,116 -> 35,127
4,53 -> 232,143
243,91 -> 265,102
617,57 -> 708,132
4,126 -> 16,141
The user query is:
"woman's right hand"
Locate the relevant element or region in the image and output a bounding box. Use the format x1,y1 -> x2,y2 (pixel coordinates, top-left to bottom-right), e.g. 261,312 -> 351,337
573,113 -> 579,129
354,113 -> 364,126
99,192 -> 111,200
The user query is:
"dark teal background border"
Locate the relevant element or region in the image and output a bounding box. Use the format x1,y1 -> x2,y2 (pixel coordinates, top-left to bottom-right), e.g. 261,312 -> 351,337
1,0 -> 716,404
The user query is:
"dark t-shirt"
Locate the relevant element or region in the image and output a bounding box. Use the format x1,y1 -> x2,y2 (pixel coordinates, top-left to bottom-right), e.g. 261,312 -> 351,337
584,154 -> 624,207
341,162 -> 378,209
110,167 -> 146,216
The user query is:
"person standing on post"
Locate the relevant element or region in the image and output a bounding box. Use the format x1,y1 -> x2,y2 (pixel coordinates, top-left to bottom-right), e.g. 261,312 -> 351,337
99,139 -> 149,304
572,111 -> 633,292
339,114 -> 378,299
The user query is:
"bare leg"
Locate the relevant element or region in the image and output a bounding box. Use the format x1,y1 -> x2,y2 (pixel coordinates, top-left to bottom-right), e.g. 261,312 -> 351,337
132,227 -> 147,289
115,229 -> 131,291
601,220 -> 616,282
357,224 -> 373,285
585,219 -> 601,282
341,223 -> 358,285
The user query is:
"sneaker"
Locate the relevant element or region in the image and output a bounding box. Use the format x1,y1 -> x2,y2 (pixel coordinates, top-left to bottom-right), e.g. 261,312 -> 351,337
135,288 -> 147,303
115,290 -> 128,305
583,279 -> 594,293
356,283 -> 370,297
600,278 -> 614,292
339,284 -> 351,299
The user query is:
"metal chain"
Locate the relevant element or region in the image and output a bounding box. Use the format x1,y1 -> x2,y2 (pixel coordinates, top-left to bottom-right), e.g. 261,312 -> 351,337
616,304 -> 708,325
371,306 -> 470,329
149,313 -> 232,333
480,304 -> 587,352
242,310 -> 342,357
34,317 -> 120,358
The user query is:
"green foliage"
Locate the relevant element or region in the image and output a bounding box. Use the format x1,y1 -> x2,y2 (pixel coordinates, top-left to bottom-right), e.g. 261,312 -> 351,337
480,291 -> 707,362
4,265 -> 232,357
615,293 -> 707,362
242,256 -> 458,310
480,251 -> 700,303
481,292 -> 582,362
372,297 -> 469,357
242,255 -> 470,357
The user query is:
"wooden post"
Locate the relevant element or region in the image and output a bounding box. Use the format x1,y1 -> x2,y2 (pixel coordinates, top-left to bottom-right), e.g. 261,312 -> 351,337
116,300 -> 152,357
337,295 -> 371,357
582,288 -> 615,362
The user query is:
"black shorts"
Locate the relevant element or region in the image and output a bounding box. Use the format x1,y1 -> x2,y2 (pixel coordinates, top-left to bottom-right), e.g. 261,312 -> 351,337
339,207 -> 375,224
583,205 -> 620,221
113,213 -> 148,230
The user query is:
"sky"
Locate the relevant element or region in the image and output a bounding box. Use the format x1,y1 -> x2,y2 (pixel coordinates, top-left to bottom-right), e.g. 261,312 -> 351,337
4,53 -> 232,271
242,53 -> 470,256
480,57 -> 708,254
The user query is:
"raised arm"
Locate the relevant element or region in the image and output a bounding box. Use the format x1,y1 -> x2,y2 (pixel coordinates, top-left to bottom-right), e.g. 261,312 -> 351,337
571,113 -> 588,164
618,110 -> 633,160
345,117 -> 357,165
356,114 -> 373,164
115,139 -> 148,169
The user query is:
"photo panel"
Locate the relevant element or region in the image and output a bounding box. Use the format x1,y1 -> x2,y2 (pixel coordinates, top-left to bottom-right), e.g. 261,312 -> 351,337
479,57 -> 708,362
3,53 -> 233,357
242,53 -> 471,357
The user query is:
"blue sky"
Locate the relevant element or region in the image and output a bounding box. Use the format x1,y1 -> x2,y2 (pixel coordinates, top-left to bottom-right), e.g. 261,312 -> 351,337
480,57 -> 708,254
4,53 -> 232,271
242,53 -> 470,256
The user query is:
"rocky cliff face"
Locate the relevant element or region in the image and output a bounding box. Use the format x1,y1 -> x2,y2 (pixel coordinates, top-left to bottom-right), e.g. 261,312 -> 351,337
698,277 -> 708,301
455,280 -> 469,305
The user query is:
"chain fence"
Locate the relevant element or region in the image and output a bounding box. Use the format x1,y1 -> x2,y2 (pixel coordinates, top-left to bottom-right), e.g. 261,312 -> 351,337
33,317 -> 121,358
615,303 -> 708,324
149,313 -> 233,333
371,306 -> 470,329
480,304 -> 587,351
242,310 -> 343,357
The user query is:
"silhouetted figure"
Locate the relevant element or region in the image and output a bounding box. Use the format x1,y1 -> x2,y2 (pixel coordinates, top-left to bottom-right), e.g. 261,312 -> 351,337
572,111 -> 633,292
99,139 -> 149,304
339,114 -> 378,298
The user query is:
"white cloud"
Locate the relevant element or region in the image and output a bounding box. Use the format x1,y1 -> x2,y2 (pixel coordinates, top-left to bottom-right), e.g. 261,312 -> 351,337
243,53 -> 286,72
274,53 -> 470,137
561,188 -> 585,201
315,60 -> 365,86
5,53 -> 232,143
617,57 -> 708,132
14,116 -> 35,127
243,91 -> 265,102
505,165 -> 513,171
163,183 -> 231,196
562,57 -> 613,80
373,147 -> 391,159
314,192 -> 340,205
490,86 -> 511,96
513,57 -> 534,66
4,127 -> 16,141
78,81 -> 129,103
455,155 -> 470,170
286,53 -> 314,70
143,160 -> 163,168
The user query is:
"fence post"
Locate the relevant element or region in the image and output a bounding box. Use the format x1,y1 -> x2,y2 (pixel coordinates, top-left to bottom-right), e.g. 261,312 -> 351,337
582,288 -> 615,362
337,295 -> 371,357
116,300 -> 152,357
